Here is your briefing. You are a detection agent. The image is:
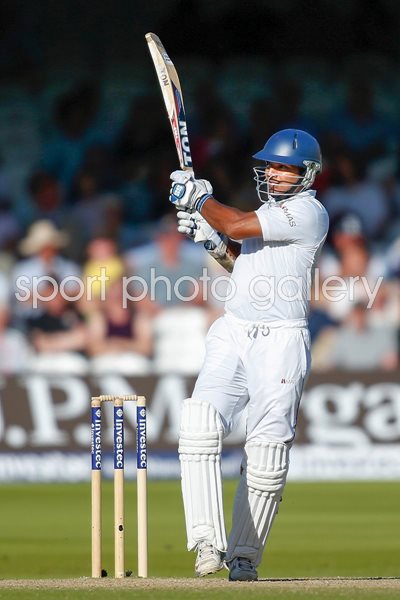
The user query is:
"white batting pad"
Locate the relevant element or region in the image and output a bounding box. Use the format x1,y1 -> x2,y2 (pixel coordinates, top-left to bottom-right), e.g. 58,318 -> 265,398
179,399 -> 227,552
226,441 -> 290,565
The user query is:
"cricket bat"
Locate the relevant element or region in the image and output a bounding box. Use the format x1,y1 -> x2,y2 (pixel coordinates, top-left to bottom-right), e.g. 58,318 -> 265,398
145,33 -> 193,173
145,33 -> 236,272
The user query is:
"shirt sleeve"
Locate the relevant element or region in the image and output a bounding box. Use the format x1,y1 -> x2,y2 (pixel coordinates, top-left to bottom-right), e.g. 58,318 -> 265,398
255,199 -> 328,246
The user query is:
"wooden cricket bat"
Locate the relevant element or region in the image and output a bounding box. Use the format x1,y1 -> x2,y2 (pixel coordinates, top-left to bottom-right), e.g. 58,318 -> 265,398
145,33 -> 236,272
145,33 -> 193,173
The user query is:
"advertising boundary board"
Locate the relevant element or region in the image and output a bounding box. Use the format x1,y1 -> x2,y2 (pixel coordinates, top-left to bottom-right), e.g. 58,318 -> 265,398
0,371 -> 399,481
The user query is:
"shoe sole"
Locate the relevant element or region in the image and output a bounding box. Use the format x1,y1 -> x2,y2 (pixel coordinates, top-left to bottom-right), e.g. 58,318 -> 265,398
196,562 -> 224,577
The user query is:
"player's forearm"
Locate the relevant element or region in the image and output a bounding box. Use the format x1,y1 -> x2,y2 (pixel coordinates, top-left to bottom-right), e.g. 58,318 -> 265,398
199,197 -> 258,240
199,197 -> 244,237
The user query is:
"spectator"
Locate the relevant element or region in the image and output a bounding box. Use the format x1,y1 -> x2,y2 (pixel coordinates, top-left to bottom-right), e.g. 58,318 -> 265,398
308,303 -> 339,343
66,169 -> 123,261
117,156 -> 157,242
79,143 -> 119,193
175,81 -> 230,172
25,280 -> 88,375
0,272 -> 30,374
313,302 -> 398,371
317,213 -> 386,321
11,220 -> 81,325
16,170 -> 66,230
87,279 -> 152,375
381,173 -> 400,246
81,236 -> 124,313
321,153 -> 389,241
124,214 -> 212,374
115,95 -> 171,169
191,87 -> 244,205
124,213 -> 207,314
114,96 -> 174,241
386,236 -> 400,279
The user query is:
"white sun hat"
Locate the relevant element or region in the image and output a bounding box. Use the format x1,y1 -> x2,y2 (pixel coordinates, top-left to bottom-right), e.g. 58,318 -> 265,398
19,220 -> 69,256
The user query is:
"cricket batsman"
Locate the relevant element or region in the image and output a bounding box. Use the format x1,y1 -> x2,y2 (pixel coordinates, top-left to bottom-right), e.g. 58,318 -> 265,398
168,129 -> 329,581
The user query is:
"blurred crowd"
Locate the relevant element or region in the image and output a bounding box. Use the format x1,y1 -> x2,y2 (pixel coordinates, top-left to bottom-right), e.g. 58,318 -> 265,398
0,55 -> 399,375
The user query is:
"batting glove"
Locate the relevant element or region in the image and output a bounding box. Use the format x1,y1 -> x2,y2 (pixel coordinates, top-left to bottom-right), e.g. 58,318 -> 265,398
176,210 -> 197,239
169,170 -> 213,211
177,210 -> 225,247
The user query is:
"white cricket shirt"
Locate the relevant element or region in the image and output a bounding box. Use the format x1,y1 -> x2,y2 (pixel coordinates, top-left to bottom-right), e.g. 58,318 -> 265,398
225,191 -> 329,322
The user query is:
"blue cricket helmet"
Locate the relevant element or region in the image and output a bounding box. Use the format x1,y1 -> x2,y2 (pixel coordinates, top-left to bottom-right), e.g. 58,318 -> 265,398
253,129 -> 322,203
253,129 -> 321,168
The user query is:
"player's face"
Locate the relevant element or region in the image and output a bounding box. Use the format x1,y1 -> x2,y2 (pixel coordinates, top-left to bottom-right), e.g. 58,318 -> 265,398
264,162 -> 302,195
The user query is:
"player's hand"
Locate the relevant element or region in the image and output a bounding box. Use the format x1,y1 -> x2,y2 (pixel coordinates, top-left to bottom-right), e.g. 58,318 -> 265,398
177,210 -> 197,239
177,210 -> 223,246
169,170 -> 213,211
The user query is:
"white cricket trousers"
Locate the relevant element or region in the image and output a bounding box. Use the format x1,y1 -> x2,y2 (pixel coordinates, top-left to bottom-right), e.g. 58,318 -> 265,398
192,313 -> 311,443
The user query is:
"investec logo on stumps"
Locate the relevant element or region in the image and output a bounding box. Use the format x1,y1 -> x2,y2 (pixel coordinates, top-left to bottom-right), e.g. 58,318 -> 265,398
91,408 -> 101,470
114,407 -> 124,470
137,407 -> 147,469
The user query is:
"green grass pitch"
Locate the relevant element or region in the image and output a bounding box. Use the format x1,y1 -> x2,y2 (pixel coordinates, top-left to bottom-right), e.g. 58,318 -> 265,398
0,480 -> 399,599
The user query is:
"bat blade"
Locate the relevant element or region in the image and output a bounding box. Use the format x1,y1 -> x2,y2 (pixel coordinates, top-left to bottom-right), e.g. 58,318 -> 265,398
145,32 -> 193,173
